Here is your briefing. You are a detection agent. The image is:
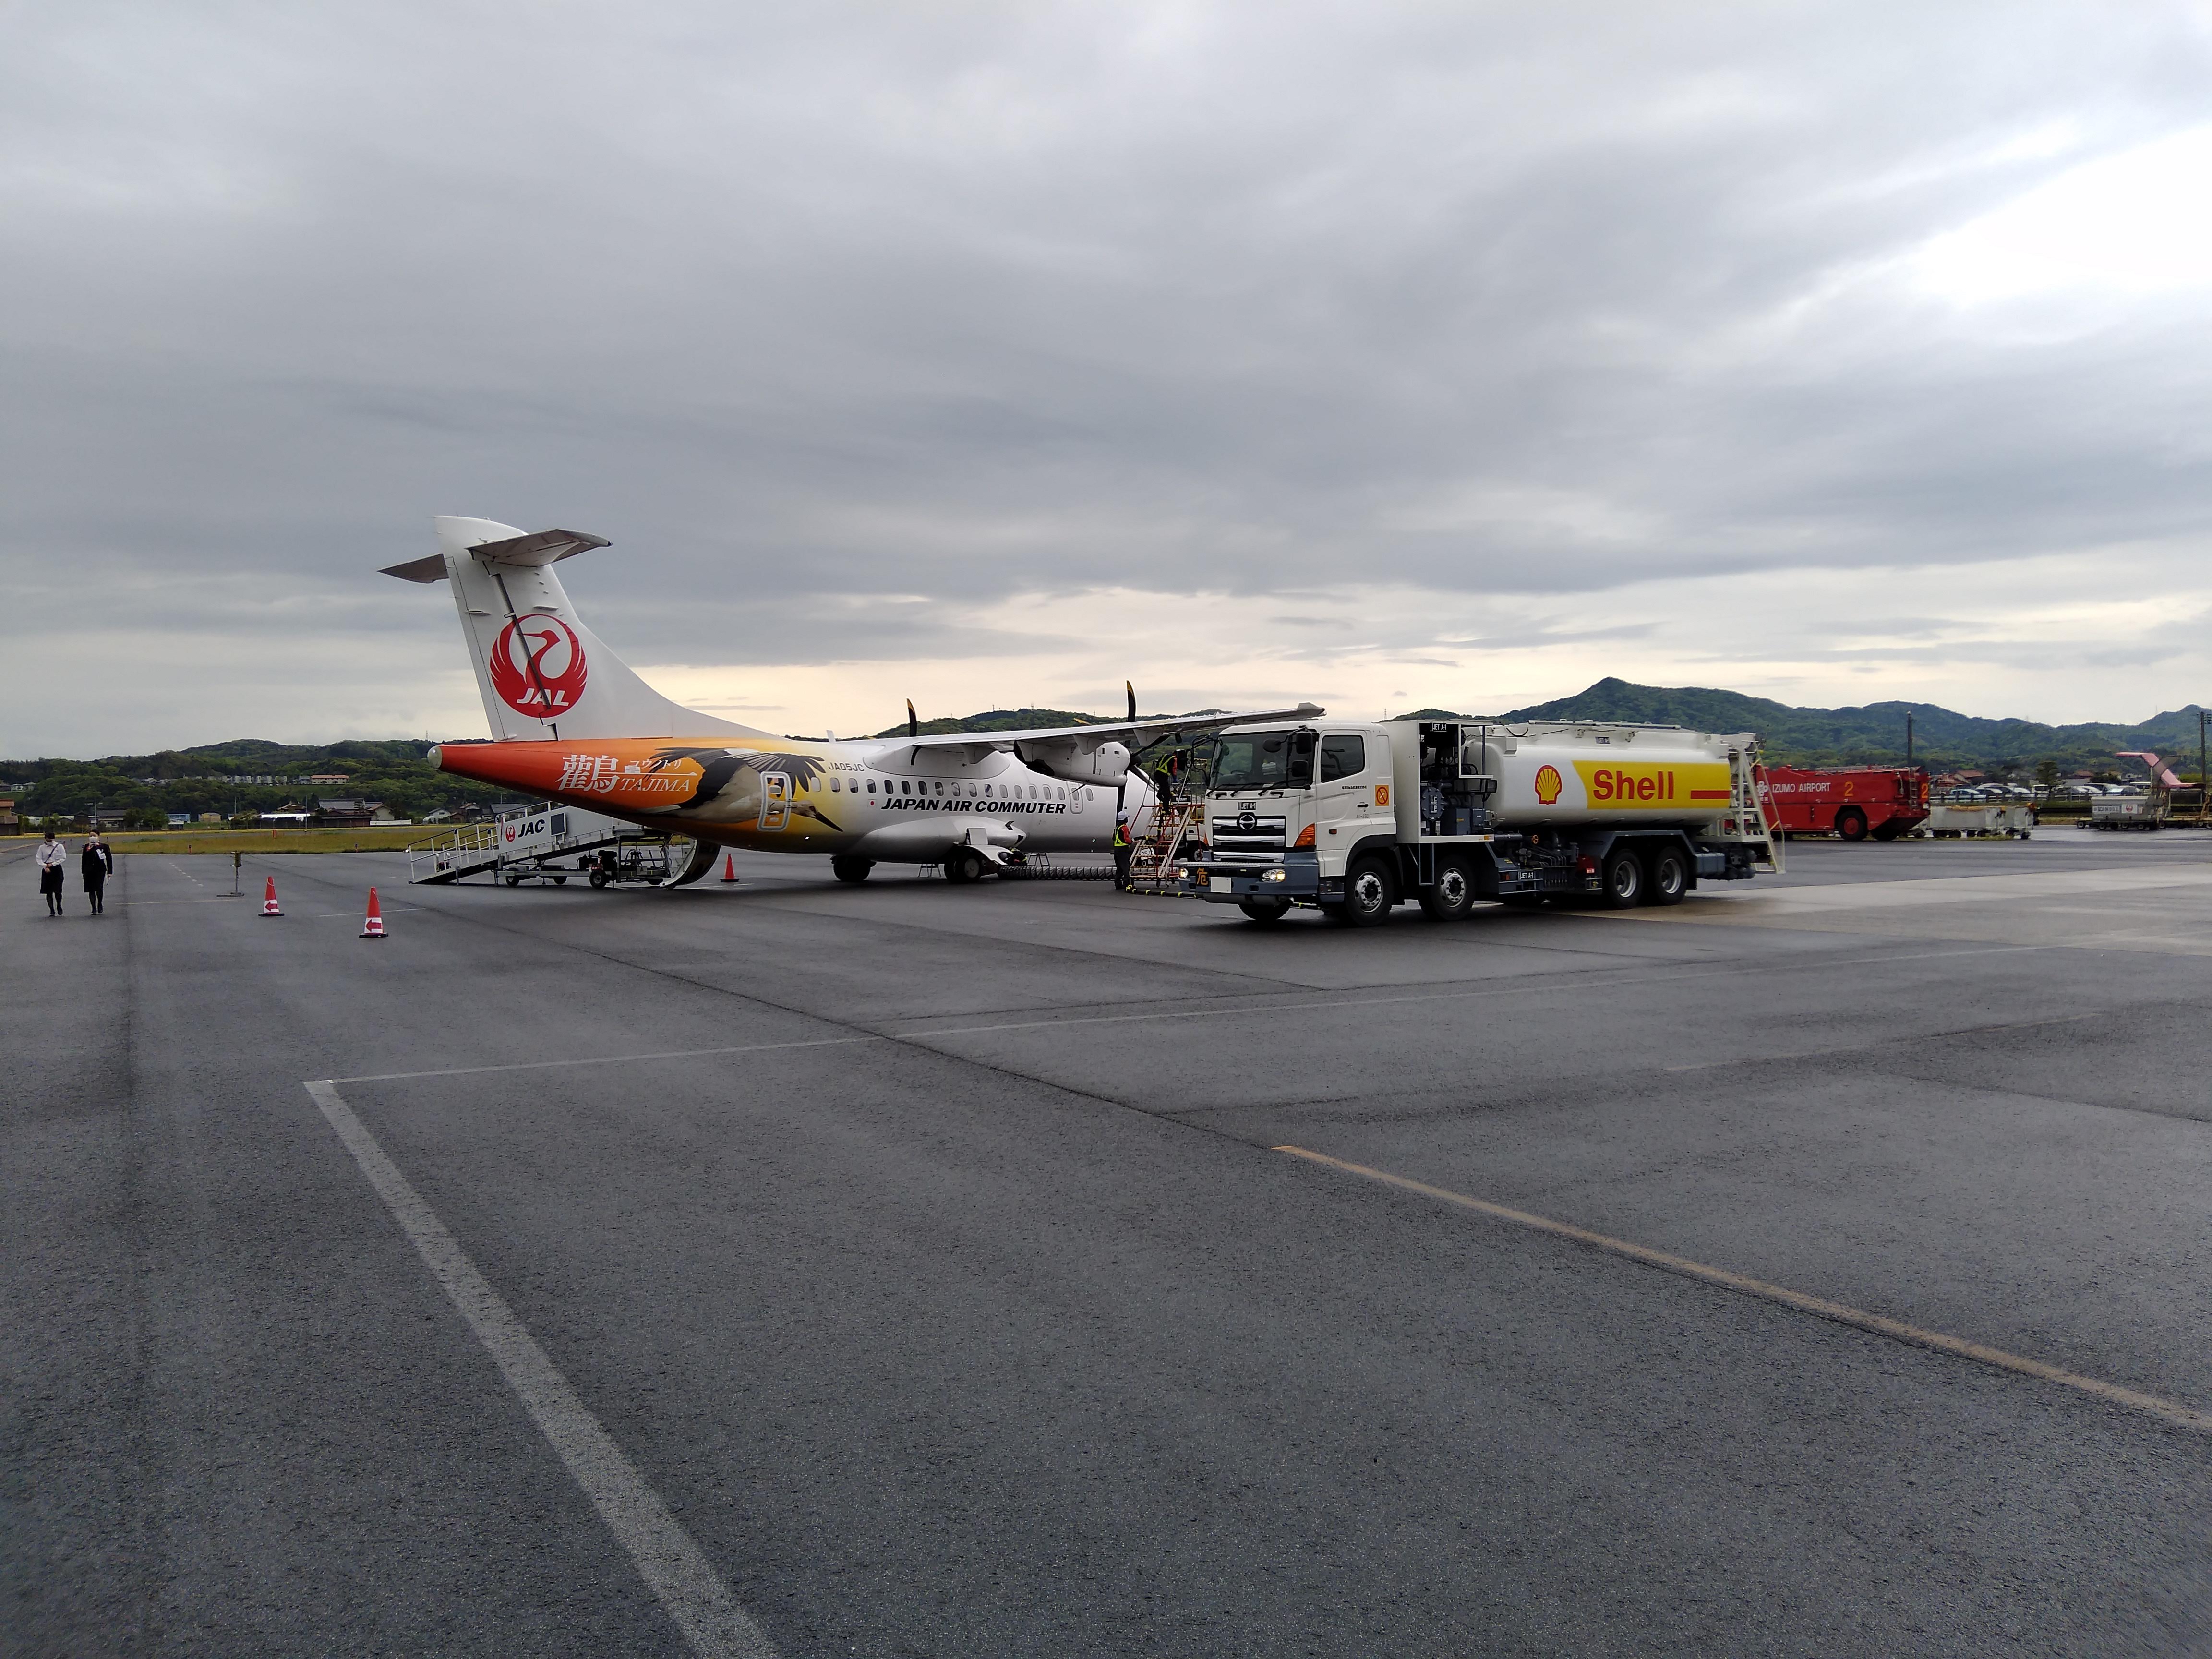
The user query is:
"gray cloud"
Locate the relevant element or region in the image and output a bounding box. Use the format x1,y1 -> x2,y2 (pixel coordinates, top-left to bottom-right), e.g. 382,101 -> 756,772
5,2 -> 2212,752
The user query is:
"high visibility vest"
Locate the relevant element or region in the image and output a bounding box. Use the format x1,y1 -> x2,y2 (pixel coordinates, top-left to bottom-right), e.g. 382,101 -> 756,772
1113,821 -> 1130,848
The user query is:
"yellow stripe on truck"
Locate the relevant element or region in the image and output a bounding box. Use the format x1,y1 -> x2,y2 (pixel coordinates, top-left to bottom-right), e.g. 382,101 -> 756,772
1571,760 -> 1733,809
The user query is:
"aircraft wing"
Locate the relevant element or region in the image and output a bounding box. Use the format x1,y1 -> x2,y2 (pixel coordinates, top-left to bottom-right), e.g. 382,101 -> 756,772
894,704 -> 1325,763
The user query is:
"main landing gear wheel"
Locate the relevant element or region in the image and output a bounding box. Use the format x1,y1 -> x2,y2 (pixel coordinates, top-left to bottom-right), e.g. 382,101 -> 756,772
1600,847 -> 1644,909
1333,857 -> 1396,927
1645,845 -> 1687,906
831,855 -> 875,885
1238,898 -> 1290,924
944,848 -> 988,885
1418,858 -> 1475,922
1836,807 -> 1869,842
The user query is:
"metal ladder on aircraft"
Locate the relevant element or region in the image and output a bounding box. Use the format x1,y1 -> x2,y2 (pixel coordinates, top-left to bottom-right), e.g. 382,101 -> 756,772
1123,779 -> 1209,894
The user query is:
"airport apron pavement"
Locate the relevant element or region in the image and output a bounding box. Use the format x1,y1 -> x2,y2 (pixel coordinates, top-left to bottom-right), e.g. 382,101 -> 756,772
7,832 -> 2209,1655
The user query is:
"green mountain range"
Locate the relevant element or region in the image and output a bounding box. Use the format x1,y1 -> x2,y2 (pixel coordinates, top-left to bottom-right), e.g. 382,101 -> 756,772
1489,678 -> 2206,774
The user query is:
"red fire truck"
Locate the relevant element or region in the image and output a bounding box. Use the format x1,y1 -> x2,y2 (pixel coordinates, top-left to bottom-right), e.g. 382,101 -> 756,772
1757,765 -> 1929,841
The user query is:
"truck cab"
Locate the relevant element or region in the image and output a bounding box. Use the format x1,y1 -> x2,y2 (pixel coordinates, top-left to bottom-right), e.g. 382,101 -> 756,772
1186,720 -> 1502,924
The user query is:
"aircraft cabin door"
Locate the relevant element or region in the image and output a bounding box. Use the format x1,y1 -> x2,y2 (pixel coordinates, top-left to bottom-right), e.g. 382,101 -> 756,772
759,772 -> 791,831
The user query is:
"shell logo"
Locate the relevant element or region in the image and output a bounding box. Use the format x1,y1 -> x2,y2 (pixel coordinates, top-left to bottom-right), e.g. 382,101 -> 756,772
1533,764 -> 1564,805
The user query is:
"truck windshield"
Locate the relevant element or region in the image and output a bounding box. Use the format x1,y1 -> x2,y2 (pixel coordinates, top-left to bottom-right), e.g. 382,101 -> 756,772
1212,730 -> 1311,791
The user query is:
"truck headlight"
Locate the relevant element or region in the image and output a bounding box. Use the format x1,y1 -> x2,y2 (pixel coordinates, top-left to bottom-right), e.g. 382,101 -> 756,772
1263,868 -> 1287,882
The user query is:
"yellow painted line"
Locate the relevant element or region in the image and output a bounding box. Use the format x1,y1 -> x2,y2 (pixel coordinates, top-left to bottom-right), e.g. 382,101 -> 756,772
1274,1144 -> 2212,1436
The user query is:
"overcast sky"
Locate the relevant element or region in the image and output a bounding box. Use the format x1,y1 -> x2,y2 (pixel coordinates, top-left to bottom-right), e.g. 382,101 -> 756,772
6,2 -> 2212,757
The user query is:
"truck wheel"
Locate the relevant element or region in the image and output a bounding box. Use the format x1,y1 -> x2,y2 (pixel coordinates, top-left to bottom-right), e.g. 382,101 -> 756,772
831,855 -> 874,884
1600,847 -> 1644,908
505,872 -> 522,887
589,870 -> 607,888
1238,898 -> 1290,924
1645,846 -> 1688,906
945,848 -> 986,885
553,875 -> 566,886
1836,808 -> 1869,842
1417,858 -> 1475,921
1870,820 -> 1901,842
1335,857 -> 1395,926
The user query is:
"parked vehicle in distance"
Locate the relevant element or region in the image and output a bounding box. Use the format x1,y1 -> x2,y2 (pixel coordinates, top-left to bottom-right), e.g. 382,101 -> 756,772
1758,764 -> 1930,842
2089,794 -> 2164,831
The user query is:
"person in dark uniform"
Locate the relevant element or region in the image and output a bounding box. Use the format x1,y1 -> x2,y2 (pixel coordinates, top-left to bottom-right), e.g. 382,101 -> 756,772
36,829 -> 67,916
81,832 -> 114,914
1112,810 -> 1132,889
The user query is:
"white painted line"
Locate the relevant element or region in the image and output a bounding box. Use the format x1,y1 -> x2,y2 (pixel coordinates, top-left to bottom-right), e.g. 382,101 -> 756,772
1708,864 -> 2212,913
1278,1144 -> 2212,1437
302,1081 -> 780,1659
332,1035 -> 877,1084
890,943 -> 2062,1043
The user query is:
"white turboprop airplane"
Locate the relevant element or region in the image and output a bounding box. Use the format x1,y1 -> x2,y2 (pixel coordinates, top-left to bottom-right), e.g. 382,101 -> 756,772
385,517 -> 1322,886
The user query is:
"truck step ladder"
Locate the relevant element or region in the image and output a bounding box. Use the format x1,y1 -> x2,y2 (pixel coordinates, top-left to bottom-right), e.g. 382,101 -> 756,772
1731,746 -> 1785,874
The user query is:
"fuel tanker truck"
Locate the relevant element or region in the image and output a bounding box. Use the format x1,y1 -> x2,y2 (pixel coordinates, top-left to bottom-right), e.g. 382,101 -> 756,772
1176,717 -> 1781,925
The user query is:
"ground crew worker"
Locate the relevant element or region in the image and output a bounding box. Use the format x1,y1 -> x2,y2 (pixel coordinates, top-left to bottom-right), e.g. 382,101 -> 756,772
1112,811 -> 1132,890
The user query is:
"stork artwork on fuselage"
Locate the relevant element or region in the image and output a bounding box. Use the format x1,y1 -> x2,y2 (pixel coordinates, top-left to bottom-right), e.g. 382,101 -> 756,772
385,517 -> 1320,887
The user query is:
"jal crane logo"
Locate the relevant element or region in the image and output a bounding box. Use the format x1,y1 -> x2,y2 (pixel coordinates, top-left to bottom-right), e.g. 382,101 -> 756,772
489,616 -> 589,718
1533,764 -> 1564,805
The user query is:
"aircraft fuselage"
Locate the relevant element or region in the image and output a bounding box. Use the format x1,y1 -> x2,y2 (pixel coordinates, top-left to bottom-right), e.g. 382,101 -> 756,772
434,735 -> 1117,859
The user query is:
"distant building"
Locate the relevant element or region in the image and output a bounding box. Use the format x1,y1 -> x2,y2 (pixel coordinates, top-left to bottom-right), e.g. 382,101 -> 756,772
199,813 -> 224,824
168,812 -> 192,827
307,773 -> 351,784
0,796 -> 15,830
258,810 -> 313,824
315,797 -> 385,827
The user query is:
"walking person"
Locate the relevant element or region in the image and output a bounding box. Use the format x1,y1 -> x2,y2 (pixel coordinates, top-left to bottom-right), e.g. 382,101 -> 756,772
36,829 -> 67,916
81,831 -> 114,915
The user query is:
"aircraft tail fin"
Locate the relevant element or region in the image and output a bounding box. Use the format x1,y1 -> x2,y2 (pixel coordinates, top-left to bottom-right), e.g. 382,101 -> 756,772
384,517 -> 765,742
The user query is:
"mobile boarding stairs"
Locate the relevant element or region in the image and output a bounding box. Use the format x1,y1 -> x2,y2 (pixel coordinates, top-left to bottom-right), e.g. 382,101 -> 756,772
407,802 -> 672,885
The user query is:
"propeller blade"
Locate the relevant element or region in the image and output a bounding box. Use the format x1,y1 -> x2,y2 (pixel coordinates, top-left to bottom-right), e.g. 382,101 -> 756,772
1126,680 -> 1136,721
907,698 -> 918,738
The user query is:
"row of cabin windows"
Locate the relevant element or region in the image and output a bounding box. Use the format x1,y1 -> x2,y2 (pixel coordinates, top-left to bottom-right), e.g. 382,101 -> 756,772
817,775 -> 1077,800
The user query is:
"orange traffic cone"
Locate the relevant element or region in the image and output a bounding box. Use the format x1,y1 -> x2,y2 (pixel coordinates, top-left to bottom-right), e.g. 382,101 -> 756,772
260,876 -> 283,917
720,853 -> 739,883
360,887 -> 386,938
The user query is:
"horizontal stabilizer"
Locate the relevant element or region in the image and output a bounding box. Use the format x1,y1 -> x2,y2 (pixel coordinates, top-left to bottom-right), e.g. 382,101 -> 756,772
380,529 -> 609,584
468,528 -> 611,567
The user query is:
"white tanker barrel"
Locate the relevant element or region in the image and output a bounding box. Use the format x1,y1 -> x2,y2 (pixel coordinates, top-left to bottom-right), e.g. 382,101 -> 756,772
1465,725 -> 1750,830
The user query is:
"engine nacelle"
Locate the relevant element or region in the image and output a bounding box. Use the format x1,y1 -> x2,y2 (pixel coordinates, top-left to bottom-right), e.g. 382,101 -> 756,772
1022,739 -> 1131,784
